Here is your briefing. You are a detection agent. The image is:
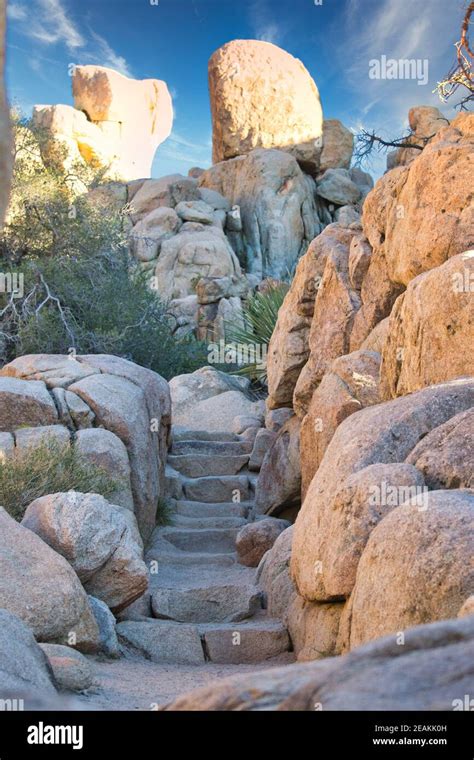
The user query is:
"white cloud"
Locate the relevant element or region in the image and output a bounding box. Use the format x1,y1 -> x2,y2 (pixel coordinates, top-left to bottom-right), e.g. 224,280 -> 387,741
87,32 -> 133,77
249,0 -> 283,45
28,0 -> 85,50
336,0 -> 461,176
7,3 -> 27,21
8,0 -> 133,78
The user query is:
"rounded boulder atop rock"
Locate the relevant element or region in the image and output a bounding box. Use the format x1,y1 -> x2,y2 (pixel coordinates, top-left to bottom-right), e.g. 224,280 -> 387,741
209,39 -> 323,174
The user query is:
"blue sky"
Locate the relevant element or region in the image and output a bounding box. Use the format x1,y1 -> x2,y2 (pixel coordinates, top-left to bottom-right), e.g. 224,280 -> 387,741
6,0 -> 467,178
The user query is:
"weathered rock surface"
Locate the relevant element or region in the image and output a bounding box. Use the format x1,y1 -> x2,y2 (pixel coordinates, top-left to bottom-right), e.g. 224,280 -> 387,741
199,149 -> 320,278
0,610 -> 56,695
22,492 -> 127,582
316,169 -> 361,206
71,65 -> 172,180
266,226 -> 344,409
294,225 -> 361,417
39,644 -> 95,692
87,595 -> 120,658
14,424 -> 70,452
292,379 -> 474,602
300,349 -> 381,497
0,377 -> 57,431
319,120 -> 353,173
129,175 -> 200,222
348,490 -> 474,649
84,518 -> 148,614
387,106 -> 448,169
406,408 -> 474,489
0,508 -> 99,650
129,206 -> 181,262
209,40 -> 323,173
319,463 -> 425,599
155,226 -> 241,300
75,428 -> 134,510
117,620 -> 204,665
160,615 -> 474,710
381,251 -> 474,399
255,416 -> 301,516
353,112 -> 474,346
257,526 -> 295,620
287,596 -> 343,661
236,518 -> 290,567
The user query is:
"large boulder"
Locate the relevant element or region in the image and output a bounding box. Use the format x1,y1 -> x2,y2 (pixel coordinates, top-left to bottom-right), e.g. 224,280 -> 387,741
300,349 -> 381,497
208,40 -> 323,174
406,408 -> 474,489
291,379 -> 474,602
0,610 -> 56,696
352,112 -> 474,347
319,120 -> 353,173
347,490 -> 474,649
293,225 -> 361,417
71,65 -> 172,180
255,416 -> 301,516
160,615 -> 474,711
22,492 -> 129,582
170,367 -> 258,432
380,251 -> 474,399
199,149 -> 320,278
129,175 -> 200,222
154,225 -> 241,301
318,462 -> 425,600
387,106 -> 448,169
316,169 -> 361,206
266,229 -> 337,409
0,508 -> 99,650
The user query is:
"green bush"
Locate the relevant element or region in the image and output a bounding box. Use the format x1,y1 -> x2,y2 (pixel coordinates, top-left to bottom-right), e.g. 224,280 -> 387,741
0,114 -> 208,379
0,439 -> 122,521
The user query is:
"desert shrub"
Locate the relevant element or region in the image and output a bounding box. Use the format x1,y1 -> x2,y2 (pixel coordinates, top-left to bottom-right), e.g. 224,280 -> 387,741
0,439 -> 122,521
155,497 -> 175,527
0,114 -> 208,379
2,251 -> 208,379
223,282 -> 289,383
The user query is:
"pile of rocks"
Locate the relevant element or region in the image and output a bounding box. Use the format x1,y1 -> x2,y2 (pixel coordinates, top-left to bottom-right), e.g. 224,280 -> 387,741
52,41 -> 372,340
0,353 -> 171,703
251,110 -> 474,662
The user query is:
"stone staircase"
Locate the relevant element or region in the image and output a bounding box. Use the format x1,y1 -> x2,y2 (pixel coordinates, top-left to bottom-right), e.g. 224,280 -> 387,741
117,428 -> 291,666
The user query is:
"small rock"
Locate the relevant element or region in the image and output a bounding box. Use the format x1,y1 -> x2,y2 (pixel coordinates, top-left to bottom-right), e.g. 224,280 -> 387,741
39,644 -> 95,692
237,517 -> 290,567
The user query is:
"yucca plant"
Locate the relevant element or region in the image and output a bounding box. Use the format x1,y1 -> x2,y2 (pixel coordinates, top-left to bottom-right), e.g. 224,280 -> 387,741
224,282 -> 289,383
